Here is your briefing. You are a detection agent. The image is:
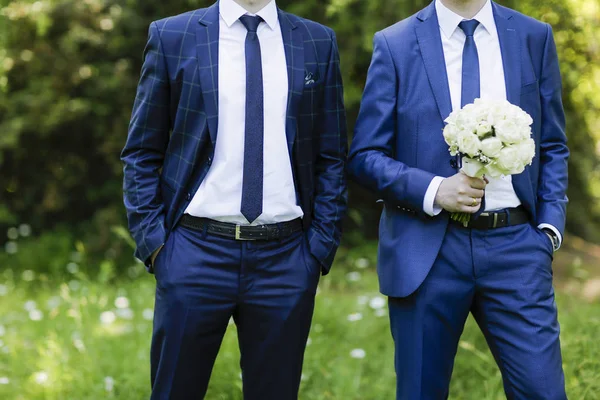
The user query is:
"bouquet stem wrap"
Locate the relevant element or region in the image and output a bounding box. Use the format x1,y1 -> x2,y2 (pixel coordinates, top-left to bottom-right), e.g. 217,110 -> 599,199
451,158 -> 486,227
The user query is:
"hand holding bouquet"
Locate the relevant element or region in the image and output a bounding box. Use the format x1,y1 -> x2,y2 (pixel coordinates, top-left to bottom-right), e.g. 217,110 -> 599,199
442,99 -> 535,226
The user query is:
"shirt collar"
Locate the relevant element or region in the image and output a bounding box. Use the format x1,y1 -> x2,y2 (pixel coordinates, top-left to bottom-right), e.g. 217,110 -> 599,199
220,0 -> 279,30
435,0 -> 496,39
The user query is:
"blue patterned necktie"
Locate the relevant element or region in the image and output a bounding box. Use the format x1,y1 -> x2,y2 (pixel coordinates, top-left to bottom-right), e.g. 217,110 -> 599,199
239,15 -> 264,224
459,19 -> 480,107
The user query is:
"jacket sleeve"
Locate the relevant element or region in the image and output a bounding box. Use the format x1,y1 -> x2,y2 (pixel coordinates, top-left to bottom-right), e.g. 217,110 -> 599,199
307,29 -> 348,275
121,22 -> 171,267
348,32 -> 436,212
536,24 -> 569,237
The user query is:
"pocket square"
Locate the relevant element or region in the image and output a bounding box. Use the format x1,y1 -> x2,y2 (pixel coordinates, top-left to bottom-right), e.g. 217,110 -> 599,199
304,71 -> 318,86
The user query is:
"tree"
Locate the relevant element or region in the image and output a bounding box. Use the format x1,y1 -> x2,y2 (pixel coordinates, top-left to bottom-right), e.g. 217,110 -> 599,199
0,0 -> 598,255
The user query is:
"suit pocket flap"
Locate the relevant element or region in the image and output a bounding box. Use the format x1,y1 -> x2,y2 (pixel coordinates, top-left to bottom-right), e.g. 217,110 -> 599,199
520,81 -> 539,96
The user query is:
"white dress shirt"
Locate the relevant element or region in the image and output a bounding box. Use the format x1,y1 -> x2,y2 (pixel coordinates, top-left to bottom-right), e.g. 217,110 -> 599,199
424,0 -> 561,245
185,0 -> 303,225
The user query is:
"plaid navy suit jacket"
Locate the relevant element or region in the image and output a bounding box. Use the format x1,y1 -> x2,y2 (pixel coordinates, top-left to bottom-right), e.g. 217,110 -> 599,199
121,2 -> 348,272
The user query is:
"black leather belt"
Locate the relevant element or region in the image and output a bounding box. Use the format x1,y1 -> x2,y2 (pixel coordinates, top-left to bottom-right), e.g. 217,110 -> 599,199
451,206 -> 529,230
179,214 -> 303,241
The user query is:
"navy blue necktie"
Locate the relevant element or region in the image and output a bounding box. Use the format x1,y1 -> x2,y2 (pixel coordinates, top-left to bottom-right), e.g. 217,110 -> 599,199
458,19 -> 486,216
239,15 -> 264,224
459,20 -> 480,107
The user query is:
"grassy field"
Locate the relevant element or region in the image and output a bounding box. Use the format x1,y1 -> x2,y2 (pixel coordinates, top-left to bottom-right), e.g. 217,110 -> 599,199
1,255 -> 600,400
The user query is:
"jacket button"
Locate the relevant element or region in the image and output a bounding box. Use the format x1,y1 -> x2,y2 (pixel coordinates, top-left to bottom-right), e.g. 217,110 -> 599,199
450,159 -> 458,168
186,193 -> 192,201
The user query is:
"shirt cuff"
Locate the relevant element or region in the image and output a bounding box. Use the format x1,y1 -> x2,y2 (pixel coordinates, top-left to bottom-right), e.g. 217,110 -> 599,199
423,176 -> 445,217
538,223 -> 562,250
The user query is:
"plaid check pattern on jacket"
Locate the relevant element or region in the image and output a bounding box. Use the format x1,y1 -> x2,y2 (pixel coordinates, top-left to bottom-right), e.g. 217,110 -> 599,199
121,1 -> 347,273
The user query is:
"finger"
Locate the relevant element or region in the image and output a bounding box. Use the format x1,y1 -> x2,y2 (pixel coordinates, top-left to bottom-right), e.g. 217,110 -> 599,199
460,204 -> 481,214
482,175 -> 490,184
464,188 -> 485,199
467,177 -> 487,190
457,196 -> 481,206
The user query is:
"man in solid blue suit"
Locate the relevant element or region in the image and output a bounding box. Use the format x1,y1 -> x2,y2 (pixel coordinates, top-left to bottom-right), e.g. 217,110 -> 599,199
121,0 -> 347,398
349,0 -> 568,398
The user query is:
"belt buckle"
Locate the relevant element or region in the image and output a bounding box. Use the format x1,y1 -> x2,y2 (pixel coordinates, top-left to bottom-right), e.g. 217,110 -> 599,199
492,213 -> 499,229
235,225 -> 244,240
235,225 -> 255,241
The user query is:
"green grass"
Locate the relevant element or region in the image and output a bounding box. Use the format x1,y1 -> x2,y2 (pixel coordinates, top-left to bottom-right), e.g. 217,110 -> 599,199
1,264 -> 600,399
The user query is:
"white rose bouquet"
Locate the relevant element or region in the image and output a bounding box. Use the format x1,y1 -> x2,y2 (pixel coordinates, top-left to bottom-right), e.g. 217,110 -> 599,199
443,98 -> 535,226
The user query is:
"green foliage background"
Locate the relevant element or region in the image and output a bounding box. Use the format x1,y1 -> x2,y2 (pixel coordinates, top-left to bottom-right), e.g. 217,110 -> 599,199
1,1 -> 600,398
0,0 -> 599,260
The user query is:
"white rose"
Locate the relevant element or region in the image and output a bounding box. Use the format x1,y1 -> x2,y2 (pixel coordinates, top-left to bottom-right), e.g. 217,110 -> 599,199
484,162 -> 505,178
480,137 -> 503,158
514,138 -> 536,164
443,124 -> 459,146
476,123 -> 493,137
457,130 -> 481,157
487,101 -> 509,125
496,146 -> 526,175
444,110 -> 459,125
462,103 -> 477,113
454,110 -> 478,134
509,103 -> 533,127
472,100 -> 489,122
494,119 -> 524,144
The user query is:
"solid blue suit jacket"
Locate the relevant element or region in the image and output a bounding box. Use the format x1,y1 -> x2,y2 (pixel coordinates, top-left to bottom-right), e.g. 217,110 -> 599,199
122,2 -> 347,273
348,2 -> 568,297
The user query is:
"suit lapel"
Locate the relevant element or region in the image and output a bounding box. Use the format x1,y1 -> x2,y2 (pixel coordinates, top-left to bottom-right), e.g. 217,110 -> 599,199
197,2 -> 220,145
279,10 -> 304,154
415,2 -> 453,122
493,3 -> 533,208
493,3 -> 521,106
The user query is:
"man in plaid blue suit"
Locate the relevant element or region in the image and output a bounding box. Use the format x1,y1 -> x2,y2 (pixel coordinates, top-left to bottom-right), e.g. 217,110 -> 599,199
121,0 -> 347,398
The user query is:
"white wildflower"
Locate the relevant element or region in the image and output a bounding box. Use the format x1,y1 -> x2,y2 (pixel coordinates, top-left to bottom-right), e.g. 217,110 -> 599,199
354,258 -> 370,269
114,296 -> 130,309
100,18 -> 114,31
116,308 -> 134,320
375,309 -> 387,318
46,296 -> 61,309
104,376 -> 115,392
100,311 -> 116,325
73,339 -> 85,352
24,300 -> 37,311
142,308 -> 154,321
347,313 -> 363,322
369,296 -> 386,310
21,270 -> 35,281
6,227 -> 18,240
5,242 -> 18,255
67,263 -> 79,274
18,224 -> 31,237
346,272 -> 362,282
29,310 -> 43,321
33,371 -> 49,385
350,349 -> 366,359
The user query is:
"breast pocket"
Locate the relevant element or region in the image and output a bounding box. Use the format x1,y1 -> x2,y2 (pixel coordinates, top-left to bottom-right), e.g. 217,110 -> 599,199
303,69 -> 322,90
520,81 -> 539,97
